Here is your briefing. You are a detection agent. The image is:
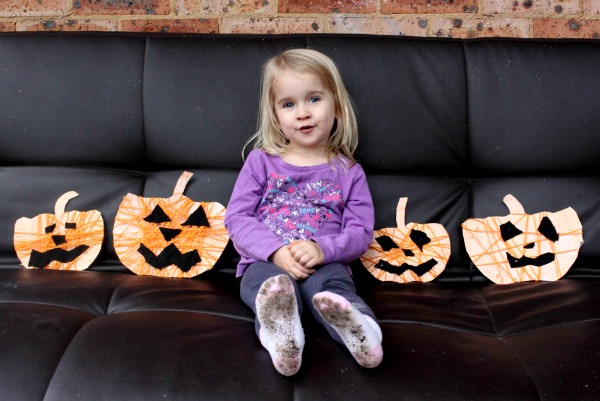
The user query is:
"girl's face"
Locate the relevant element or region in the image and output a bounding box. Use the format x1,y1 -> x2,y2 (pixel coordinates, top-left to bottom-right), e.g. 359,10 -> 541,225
273,69 -> 338,157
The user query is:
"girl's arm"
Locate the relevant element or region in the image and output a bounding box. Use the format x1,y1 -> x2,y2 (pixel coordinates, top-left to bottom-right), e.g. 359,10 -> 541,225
312,166 -> 375,265
224,152 -> 283,263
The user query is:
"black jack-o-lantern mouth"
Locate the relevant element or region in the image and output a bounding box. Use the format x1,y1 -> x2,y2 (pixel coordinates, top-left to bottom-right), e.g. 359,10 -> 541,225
138,243 -> 200,272
29,245 -> 90,268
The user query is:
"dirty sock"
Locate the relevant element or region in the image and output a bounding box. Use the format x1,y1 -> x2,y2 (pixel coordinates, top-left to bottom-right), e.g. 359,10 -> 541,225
313,291 -> 383,368
256,274 -> 304,376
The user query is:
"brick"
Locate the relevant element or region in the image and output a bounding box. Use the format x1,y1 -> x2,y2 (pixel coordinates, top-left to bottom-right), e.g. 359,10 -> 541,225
329,15 -> 428,36
381,0 -> 479,14
121,18 -> 219,33
17,19 -> 118,31
480,0 -> 501,12
0,22 -> 16,31
0,0 -> 67,17
177,0 -> 274,15
73,0 -> 170,15
534,18 -> 600,38
429,16 -> 531,37
481,0 -> 579,15
583,0 -> 600,14
222,17 -> 323,33
279,0 -> 376,14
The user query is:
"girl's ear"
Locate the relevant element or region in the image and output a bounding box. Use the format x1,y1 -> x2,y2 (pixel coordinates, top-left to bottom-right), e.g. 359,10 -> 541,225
335,103 -> 342,121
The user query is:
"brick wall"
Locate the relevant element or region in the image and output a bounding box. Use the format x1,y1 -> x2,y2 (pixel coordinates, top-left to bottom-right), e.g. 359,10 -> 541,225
0,0 -> 599,38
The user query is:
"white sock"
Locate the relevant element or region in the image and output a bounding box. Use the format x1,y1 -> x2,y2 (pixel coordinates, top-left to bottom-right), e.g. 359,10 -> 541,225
256,275 -> 304,376
313,291 -> 383,368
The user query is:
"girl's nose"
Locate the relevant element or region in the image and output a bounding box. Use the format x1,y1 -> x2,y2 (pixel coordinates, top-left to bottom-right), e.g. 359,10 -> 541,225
296,105 -> 310,119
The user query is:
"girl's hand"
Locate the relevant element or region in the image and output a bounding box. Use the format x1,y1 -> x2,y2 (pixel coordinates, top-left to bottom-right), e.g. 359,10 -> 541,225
270,246 -> 315,280
288,240 -> 325,269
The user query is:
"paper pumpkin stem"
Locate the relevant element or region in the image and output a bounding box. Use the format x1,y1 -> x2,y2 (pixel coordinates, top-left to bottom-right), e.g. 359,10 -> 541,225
173,171 -> 193,197
396,197 -> 408,228
54,191 -> 79,233
503,194 -> 525,214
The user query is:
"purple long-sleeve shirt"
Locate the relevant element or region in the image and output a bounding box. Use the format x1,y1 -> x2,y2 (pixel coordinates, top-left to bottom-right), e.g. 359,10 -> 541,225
224,149 -> 375,277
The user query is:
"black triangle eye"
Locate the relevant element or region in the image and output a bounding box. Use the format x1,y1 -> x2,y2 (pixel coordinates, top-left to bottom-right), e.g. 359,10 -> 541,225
144,205 -> 171,223
45,224 -> 56,234
500,221 -> 522,241
375,235 -> 399,252
409,229 -> 431,251
182,205 -> 210,227
538,216 -> 559,242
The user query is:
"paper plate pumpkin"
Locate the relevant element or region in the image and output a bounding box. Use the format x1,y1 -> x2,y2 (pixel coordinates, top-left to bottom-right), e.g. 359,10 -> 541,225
360,198 -> 451,283
14,191 -> 104,270
113,171 -> 229,278
462,194 -> 583,284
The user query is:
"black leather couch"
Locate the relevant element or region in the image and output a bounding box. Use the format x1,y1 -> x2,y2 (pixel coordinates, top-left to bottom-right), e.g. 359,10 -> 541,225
1,32 -> 599,401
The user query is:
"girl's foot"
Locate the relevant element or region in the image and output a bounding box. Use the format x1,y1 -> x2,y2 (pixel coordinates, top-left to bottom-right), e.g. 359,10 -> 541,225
313,291 -> 383,368
256,275 -> 304,376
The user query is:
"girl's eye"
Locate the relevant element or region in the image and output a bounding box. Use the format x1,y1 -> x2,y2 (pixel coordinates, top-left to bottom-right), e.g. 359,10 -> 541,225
283,102 -> 294,109
309,97 -> 320,104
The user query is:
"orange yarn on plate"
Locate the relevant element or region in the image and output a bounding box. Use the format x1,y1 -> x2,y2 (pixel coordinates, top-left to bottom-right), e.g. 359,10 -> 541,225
361,198 -> 451,283
113,171 -> 229,278
462,194 -> 583,284
14,191 -> 104,271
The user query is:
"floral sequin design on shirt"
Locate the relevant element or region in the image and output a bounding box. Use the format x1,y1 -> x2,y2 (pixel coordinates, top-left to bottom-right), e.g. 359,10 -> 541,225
259,173 -> 344,244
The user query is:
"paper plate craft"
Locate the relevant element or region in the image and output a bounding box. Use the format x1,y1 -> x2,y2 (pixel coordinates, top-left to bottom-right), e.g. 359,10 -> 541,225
360,198 -> 451,283
462,194 -> 583,284
14,191 -> 104,270
113,171 -> 229,278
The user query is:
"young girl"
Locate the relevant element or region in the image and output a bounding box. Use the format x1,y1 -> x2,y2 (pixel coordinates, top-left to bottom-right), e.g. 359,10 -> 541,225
224,48 -> 383,376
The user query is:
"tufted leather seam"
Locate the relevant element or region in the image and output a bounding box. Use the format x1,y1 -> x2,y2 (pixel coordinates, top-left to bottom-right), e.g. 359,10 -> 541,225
475,286 -> 499,337
462,41 -> 476,283
498,318 -> 600,339
104,274 -> 136,316
141,37 -> 149,172
497,337 -> 544,400
40,315 -> 98,401
40,273 -> 138,400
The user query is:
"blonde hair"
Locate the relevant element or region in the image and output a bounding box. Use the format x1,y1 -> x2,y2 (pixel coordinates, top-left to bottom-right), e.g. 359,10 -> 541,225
244,48 -> 358,165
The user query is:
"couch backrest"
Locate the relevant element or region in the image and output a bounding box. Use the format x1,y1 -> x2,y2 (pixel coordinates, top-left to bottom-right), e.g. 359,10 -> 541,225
1,33 -> 599,282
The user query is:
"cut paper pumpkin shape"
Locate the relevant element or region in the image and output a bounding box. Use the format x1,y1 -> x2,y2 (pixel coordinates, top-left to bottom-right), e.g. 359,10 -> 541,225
14,191 -> 104,270
113,171 -> 229,278
361,198 -> 451,283
462,194 -> 583,284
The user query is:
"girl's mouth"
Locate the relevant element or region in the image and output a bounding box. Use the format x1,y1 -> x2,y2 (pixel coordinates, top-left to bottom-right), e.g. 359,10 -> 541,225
299,125 -> 314,133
